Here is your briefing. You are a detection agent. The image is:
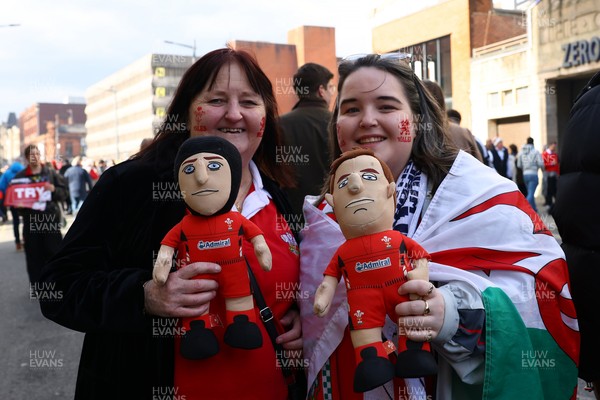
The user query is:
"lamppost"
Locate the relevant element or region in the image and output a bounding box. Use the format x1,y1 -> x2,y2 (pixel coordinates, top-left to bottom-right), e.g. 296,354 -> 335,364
164,39 -> 196,59
54,113 -> 60,161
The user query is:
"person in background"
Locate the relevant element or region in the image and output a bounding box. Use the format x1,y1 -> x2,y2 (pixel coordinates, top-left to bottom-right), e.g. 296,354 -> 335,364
58,159 -> 72,215
140,137 -> 153,152
542,141 -> 559,213
63,156 -> 93,213
0,160 -> 25,250
509,143 -> 527,197
97,159 -> 108,175
553,70 -> 600,399
517,137 -> 544,212
39,48 -> 303,400
279,62 -> 335,221
447,109 -> 488,164
11,145 -> 67,283
422,81 -> 482,162
488,137 -> 512,179
83,158 -> 100,185
299,54 -> 578,399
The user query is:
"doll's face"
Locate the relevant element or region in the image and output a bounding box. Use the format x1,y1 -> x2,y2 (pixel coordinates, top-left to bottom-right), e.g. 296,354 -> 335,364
178,152 -> 232,215
325,155 -> 396,239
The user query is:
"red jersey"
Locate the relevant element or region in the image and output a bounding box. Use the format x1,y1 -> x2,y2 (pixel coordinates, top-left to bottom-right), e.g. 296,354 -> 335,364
324,230 -> 429,289
543,149 -> 560,175
162,211 -> 262,298
174,193 -> 300,399
324,230 -> 429,330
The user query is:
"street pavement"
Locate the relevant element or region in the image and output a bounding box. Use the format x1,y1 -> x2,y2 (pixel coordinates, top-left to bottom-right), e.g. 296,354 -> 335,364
0,206 -> 595,399
0,214 -> 82,399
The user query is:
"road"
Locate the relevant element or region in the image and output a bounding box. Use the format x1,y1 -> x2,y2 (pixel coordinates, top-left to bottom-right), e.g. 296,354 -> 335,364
0,215 -> 82,399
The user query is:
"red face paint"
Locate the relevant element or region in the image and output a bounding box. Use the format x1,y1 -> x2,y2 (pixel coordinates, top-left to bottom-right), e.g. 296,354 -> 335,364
193,106 -> 206,132
397,117 -> 412,142
257,117 -> 266,137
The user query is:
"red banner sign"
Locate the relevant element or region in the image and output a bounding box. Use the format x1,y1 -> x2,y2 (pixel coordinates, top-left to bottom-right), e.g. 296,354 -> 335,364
4,182 -> 48,209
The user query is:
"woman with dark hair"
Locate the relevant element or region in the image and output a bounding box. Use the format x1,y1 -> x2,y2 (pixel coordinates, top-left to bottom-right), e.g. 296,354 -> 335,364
39,48 -> 302,399
299,54 -> 578,399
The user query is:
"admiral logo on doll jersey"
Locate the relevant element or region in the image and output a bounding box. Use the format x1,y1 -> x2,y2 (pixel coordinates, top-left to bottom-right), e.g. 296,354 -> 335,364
197,238 -> 231,250
355,257 -> 391,273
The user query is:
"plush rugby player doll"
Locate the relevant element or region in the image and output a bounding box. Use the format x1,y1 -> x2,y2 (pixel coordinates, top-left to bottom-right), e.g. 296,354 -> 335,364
153,136 -> 272,359
313,148 -> 437,392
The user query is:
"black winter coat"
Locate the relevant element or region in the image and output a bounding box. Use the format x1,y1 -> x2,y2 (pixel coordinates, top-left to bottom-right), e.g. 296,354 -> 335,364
39,157 -> 295,399
553,71 -> 600,381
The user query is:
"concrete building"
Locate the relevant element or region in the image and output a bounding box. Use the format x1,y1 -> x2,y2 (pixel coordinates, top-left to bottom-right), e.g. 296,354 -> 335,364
18,102 -> 86,164
232,26 -> 338,114
371,0 -> 600,149
531,0 -> 600,146
0,113 -> 21,166
85,54 -> 194,163
84,25 -> 337,163
371,0 -> 525,129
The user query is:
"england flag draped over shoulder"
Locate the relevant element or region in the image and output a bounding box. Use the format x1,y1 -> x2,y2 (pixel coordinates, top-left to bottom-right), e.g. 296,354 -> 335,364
300,151 -> 579,399
413,151 -> 578,399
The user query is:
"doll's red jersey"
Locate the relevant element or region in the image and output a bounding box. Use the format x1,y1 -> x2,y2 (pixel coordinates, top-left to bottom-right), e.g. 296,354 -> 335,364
323,230 -> 429,289
161,211 -> 262,297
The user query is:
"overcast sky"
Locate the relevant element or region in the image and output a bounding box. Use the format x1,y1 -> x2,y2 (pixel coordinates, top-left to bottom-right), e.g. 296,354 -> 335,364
0,0 -> 376,122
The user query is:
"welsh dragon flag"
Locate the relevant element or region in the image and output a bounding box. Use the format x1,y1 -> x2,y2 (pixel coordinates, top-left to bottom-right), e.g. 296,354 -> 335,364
300,151 -> 579,399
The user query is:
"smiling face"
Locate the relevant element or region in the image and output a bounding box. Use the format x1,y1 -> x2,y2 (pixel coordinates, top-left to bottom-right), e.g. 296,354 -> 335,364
178,152 -> 232,216
336,66 -> 416,179
187,62 -> 266,169
325,154 -> 396,239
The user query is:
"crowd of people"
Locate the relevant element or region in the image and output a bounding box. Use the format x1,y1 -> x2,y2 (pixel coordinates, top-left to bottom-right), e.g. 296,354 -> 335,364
0,48 -> 595,399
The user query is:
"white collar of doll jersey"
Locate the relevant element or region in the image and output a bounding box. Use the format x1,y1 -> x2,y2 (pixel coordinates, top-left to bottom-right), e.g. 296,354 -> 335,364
234,160 -> 271,219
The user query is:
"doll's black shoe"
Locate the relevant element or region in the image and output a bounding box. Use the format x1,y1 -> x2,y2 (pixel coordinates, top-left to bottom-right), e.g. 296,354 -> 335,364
395,340 -> 438,377
353,346 -> 395,393
224,315 -> 262,349
180,320 -> 219,359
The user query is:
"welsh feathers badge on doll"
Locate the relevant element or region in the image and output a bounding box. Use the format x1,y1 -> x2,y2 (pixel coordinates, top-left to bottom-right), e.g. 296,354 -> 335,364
313,148 -> 437,392
153,136 -> 272,360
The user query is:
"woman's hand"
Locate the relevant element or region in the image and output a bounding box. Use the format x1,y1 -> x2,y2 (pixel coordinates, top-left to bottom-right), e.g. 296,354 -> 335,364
276,307 -> 302,351
143,262 -> 220,318
396,280 -> 445,342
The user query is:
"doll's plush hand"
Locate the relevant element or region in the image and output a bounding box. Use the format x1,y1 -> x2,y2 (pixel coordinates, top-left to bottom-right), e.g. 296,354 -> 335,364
153,245 -> 176,285
251,235 -> 272,272
144,262 -> 220,318
276,307 -> 303,351
313,276 -> 337,317
395,279 -> 445,342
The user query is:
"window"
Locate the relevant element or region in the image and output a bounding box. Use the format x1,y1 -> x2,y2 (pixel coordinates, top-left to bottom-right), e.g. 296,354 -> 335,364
391,35 -> 452,100
516,87 -> 528,104
488,92 -> 500,108
503,89 -> 514,106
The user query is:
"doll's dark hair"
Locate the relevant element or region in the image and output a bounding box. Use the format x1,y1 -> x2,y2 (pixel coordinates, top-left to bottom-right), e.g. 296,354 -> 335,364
174,136 -> 241,215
